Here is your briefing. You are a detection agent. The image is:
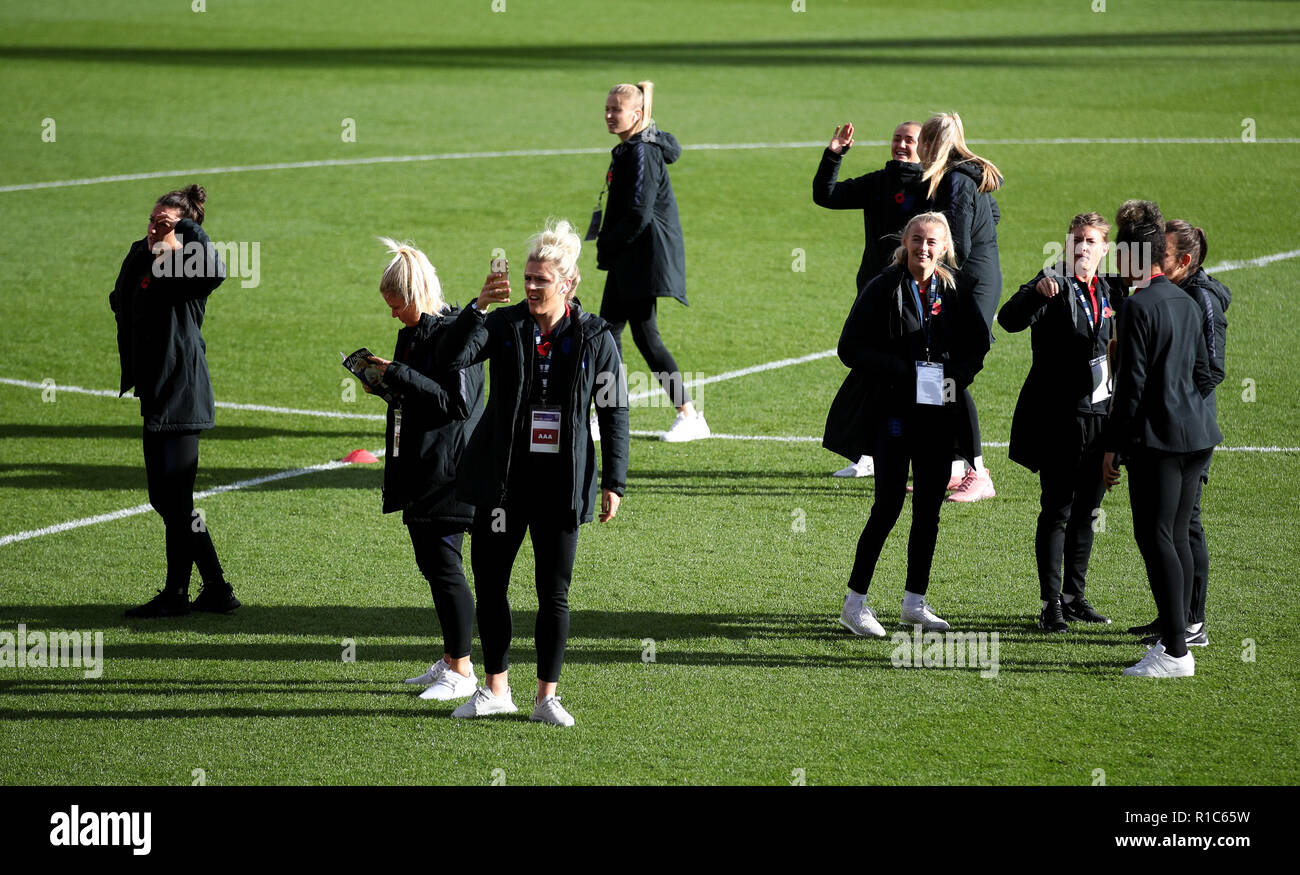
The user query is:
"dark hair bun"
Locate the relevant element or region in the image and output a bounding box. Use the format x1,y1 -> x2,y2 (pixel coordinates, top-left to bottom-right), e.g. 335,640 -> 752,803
1116,199 -> 1163,229
184,184 -> 206,206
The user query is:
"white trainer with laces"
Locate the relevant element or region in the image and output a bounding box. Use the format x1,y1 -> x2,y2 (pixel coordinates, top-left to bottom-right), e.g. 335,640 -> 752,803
405,660 -> 449,685
839,598 -> 886,637
900,599 -> 951,632
832,455 -> 874,478
419,665 -> 479,701
530,695 -> 576,727
661,411 -> 711,442
451,686 -> 519,719
1122,641 -> 1195,677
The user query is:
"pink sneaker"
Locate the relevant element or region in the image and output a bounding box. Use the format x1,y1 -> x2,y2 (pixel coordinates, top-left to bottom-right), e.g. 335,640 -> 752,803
946,468 -> 995,502
946,471 -> 964,491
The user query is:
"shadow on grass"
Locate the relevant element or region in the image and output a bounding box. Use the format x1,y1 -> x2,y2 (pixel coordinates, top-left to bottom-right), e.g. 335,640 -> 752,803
0,462 -> 382,491
0,424 -> 377,442
0,31 -> 1295,70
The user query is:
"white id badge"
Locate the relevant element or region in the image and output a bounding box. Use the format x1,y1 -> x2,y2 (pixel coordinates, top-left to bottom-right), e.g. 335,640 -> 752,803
915,362 -> 945,406
1089,355 -> 1112,404
392,407 -> 402,458
529,406 -> 562,454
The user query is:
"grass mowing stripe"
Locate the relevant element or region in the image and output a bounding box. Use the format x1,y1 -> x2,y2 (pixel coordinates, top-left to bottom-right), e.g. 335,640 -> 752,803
4,139 -> 1298,193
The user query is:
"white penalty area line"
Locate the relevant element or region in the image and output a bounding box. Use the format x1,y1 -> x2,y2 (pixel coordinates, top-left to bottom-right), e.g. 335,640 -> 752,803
4,138 -> 1299,193
0,451 -> 385,548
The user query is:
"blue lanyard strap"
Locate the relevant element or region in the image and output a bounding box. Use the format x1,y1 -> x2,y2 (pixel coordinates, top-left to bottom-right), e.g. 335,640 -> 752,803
908,275 -> 937,351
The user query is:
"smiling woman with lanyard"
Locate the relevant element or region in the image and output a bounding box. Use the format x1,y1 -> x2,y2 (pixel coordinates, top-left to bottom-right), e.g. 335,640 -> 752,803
829,212 -> 989,637
1000,213 -> 1119,633
438,220 -> 629,726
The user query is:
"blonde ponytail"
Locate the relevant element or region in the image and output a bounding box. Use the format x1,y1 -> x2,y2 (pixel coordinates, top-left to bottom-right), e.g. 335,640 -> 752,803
919,112 -> 1002,200
377,237 -> 446,317
610,81 -> 654,134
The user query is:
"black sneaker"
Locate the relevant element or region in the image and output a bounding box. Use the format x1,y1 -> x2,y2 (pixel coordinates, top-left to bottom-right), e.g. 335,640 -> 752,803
191,581 -> 241,614
1062,595 -> 1110,624
1143,627 -> 1209,647
1037,597 -> 1069,633
125,589 -> 191,619
1127,617 -> 1161,635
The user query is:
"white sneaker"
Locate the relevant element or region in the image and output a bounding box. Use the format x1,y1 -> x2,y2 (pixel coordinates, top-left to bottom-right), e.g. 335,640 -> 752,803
589,416 -> 601,442
1122,641 -> 1195,677
839,597 -> 886,637
661,411 -> 711,442
832,455 -> 874,478
451,686 -> 518,718
901,599 -> 951,631
530,695 -> 576,726
404,660 -> 449,685
419,665 -> 479,700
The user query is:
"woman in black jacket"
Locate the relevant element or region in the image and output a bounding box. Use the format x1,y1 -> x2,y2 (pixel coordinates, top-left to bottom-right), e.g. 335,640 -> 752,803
362,239 -> 485,701
1129,220 -> 1230,648
598,80 -> 708,443
1103,201 -> 1221,678
827,212 -> 989,637
1000,213 -> 1119,632
439,220 -> 629,726
111,184 -> 238,618
918,113 -> 1003,502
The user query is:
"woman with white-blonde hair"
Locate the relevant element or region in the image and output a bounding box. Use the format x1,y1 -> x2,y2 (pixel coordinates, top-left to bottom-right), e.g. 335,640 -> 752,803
363,238 -> 486,703
917,111 -> 1005,503
438,219 -> 629,726
826,212 -> 989,637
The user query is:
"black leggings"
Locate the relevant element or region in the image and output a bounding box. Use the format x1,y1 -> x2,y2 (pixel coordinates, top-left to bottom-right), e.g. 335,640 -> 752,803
848,407 -> 953,597
142,428 -> 223,593
470,502 -> 580,683
961,388 -> 983,456
1035,416 -> 1108,601
1126,448 -> 1213,659
407,522 -> 474,659
1187,459 -> 1212,625
599,287 -> 689,408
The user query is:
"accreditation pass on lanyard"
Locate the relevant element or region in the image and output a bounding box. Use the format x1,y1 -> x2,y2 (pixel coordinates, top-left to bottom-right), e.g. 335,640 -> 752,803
530,406 -> 562,454
392,407 -> 402,458
1089,355 -> 1112,404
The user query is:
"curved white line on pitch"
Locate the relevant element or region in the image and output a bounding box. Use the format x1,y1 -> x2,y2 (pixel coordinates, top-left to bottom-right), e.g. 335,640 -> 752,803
4,138 -> 1298,193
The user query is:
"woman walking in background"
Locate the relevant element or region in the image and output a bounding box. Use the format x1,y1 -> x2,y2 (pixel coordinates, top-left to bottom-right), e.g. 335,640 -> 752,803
829,212 -> 989,637
917,112 -> 1003,502
362,239 -> 485,702
1000,213 -> 1119,632
111,184 -> 238,618
597,80 -> 709,442
440,220 -> 629,726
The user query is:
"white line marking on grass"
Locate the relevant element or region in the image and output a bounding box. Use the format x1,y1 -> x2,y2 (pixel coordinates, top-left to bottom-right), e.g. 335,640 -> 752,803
1204,249 -> 1300,272
0,451 -> 384,548
5,138 -> 1298,193
627,349 -> 837,402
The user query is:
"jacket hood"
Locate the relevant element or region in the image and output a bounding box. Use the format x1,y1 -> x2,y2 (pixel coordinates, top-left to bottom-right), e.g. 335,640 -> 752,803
885,159 -> 923,183
1188,268 -> 1231,311
626,124 -> 681,164
950,159 -> 1002,191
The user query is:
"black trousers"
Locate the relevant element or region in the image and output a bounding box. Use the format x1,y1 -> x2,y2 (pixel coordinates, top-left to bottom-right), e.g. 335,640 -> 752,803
470,501 -> 580,683
1035,415 -> 1108,601
599,285 -> 689,408
848,406 -> 953,597
961,387 -> 982,456
407,522 -> 474,659
142,428 -> 223,593
1187,460 -> 1212,625
1126,448 -> 1213,659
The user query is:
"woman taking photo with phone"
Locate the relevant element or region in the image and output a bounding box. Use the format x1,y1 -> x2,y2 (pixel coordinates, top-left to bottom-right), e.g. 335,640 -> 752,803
597,80 -> 708,442
362,239 -> 485,702
1000,213 -> 1119,632
917,112 -> 1003,502
1103,201 -> 1220,678
828,212 -> 989,637
439,220 -> 629,726
111,184 -> 238,618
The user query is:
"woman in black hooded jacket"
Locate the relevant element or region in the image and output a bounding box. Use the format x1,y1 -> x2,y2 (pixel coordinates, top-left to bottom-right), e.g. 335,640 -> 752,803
597,80 -> 709,443
362,239 -> 485,703
111,184 -> 237,619
918,113 -> 1004,503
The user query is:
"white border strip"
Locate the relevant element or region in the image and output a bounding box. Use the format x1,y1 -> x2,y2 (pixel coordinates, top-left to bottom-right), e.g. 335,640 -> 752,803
5,138 -> 1298,193
0,452 -> 383,548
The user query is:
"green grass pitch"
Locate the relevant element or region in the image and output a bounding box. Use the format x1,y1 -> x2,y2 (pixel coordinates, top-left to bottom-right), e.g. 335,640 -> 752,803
0,0 -> 1297,785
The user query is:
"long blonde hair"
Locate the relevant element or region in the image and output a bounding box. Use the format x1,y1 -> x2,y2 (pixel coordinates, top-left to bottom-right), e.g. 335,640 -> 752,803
377,237 -> 446,316
609,81 -> 654,135
919,112 -> 1002,199
891,212 -> 958,291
